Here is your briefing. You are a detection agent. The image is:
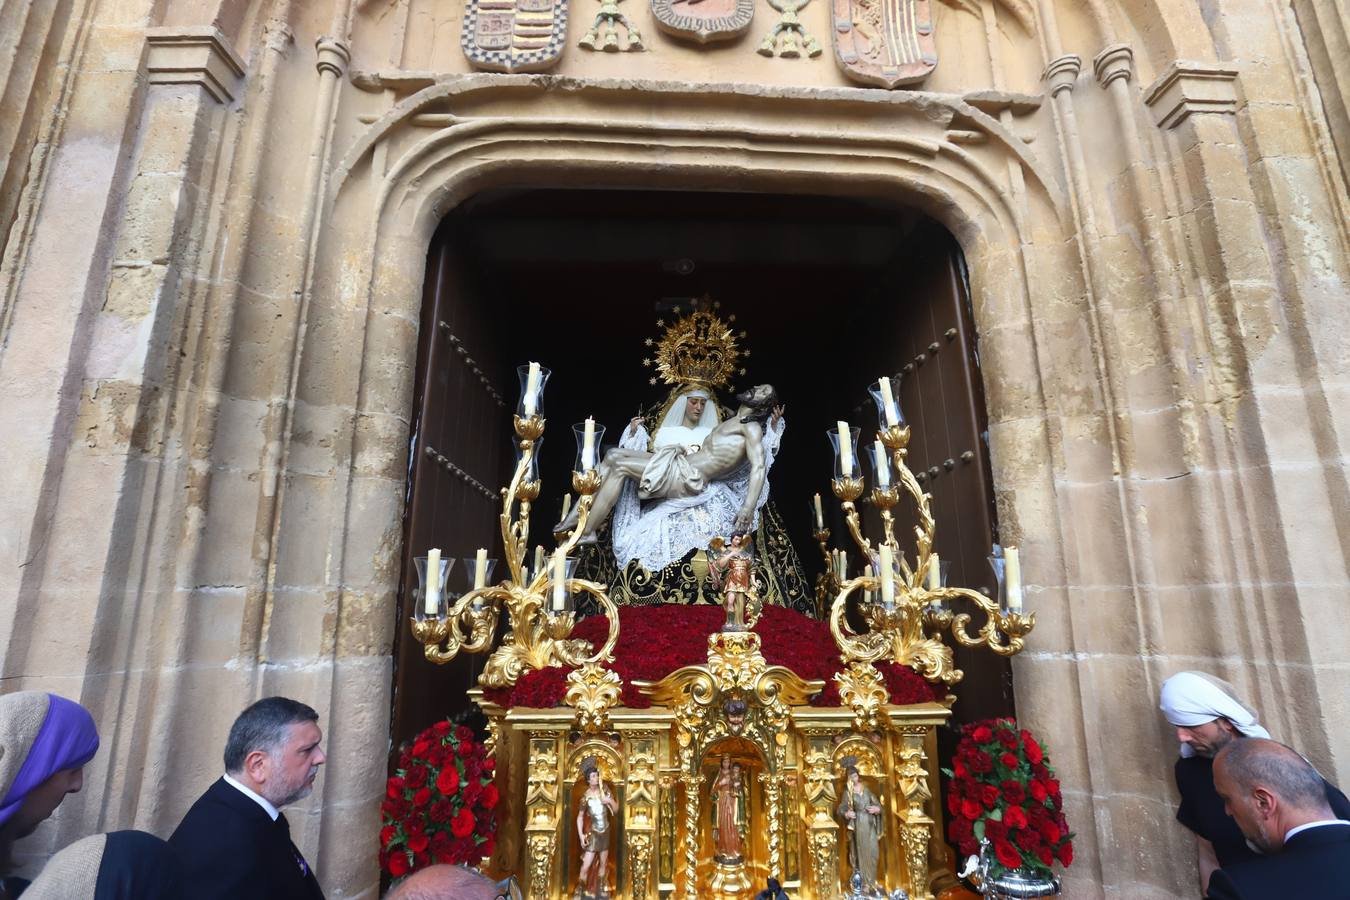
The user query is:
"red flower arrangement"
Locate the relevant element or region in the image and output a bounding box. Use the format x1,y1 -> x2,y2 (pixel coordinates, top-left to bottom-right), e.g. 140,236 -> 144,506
380,720 -> 499,879
943,718 -> 1073,877
481,603 -> 947,710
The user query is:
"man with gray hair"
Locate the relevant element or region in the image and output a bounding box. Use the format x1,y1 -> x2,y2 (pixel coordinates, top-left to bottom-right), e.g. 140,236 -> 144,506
1206,738 -> 1350,898
170,696 -> 327,899
386,865 -> 518,900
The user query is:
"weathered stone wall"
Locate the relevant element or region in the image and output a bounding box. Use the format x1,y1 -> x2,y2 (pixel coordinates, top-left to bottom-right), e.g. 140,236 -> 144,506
0,0 -> 1347,897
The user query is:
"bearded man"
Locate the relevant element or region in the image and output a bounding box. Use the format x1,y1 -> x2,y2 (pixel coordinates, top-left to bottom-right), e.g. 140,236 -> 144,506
1159,671 -> 1350,895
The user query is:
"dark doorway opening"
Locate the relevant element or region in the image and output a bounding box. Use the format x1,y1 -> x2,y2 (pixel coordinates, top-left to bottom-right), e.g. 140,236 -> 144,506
391,185 -> 1014,766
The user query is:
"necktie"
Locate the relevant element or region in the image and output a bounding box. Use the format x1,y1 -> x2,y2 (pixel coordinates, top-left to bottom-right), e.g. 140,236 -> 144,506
276,813 -> 312,879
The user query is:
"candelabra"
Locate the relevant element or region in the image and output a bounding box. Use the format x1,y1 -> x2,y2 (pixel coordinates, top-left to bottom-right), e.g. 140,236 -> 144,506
826,377 -> 1035,692
409,364 -> 620,689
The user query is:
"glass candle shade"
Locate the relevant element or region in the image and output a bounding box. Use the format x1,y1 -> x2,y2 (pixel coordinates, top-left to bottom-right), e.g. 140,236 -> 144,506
516,363 -> 553,419
869,546 -> 901,609
462,554 -> 498,608
515,438 -> 541,482
573,420 -> 606,473
414,554 -> 453,620
547,554 -> 579,613
868,376 -> 906,430
988,546 -> 1008,611
827,424 -> 862,481
867,439 -> 893,489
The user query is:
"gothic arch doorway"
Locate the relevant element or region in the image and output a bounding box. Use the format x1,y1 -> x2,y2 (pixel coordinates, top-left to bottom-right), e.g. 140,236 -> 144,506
390,186 -> 1014,758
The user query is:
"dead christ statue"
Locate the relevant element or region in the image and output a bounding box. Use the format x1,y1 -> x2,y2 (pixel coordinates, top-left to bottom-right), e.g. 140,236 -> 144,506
557,385 -> 780,544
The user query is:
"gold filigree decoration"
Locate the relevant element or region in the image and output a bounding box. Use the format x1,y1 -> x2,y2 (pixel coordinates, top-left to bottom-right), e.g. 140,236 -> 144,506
833,660 -> 889,732
628,831 -> 654,900
565,662 -> 623,732
526,832 -> 554,900
649,305 -> 743,391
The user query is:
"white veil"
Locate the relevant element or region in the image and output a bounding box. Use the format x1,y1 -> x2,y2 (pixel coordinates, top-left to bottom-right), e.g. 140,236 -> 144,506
651,389 -> 721,450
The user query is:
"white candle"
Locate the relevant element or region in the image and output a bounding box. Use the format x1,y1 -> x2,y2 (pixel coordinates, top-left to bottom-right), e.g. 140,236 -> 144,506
813,493 -> 824,530
836,421 -> 853,477
474,547 -> 488,590
424,548 -> 442,615
533,545 -> 545,582
551,548 -> 567,611
873,441 -> 891,488
927,553 -> 941,592
523,362 -> 541,416
879,545 -> 895,607
582,417 -> 596,470
1004,546 -> 1023,611
560,494 -> 572,521
878,377 -> 899,427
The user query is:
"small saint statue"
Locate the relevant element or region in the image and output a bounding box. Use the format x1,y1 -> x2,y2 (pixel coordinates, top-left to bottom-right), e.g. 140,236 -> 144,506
709,532 -> 760,631
711,754 -> 748,864
575,757 -> 618,900
837,759 -> 884,894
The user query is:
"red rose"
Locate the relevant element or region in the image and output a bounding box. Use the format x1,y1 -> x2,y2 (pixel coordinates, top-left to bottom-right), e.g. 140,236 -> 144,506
984,819 -> 1007,842
954,759 -> 968,778
408,832 -> 430,853
970,752 -> 994,774
947,791 -> 962,816
1004,805 -> 1028,829
433,721 -> 452,736
1002,781 -> 1025,805
412,739 -> 431,757
1037,846 -> 1054,867
972,725 -> 994,743
1025,735 -> 1044,765
997,729 -> 1019,750
388,849 -> 411,877
483,757 -> 495,772
1014,827 -> 1040,852
380,824 -> 397,847
1057,841 -> 1074,867
1039,821 -> 1061,844
980,784 -> 1000,808
429,799 -> 453,823
1029,780 -> 1048,802
451,807 -> 476,838
1046,778 -> 1061,797
482,783 -> 499,810
436,765 -> 460,795
457,742 -> 473,758
961,799 -> 983,821
959,839 -> 979,858
413,787 -> 432,808
994,839 -> 1023,869
405,765 -> 429,789
386,777 -> 405,799
949,817 -> 973,843
456,725 -> 473,741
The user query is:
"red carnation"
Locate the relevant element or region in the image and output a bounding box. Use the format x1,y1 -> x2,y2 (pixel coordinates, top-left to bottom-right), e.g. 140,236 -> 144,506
947,792 -> 962,816
413,787 -> 432,808
456,725 -> 473,741
482,783 -> 499,810
380,824 -> 397,846
408,832 -> 430,853
1039,821 -> 1061,844
405,765 -> 429,789
1000,752 -> 1020,770
386,777 -> 405,799
949,816 -> 974,843
972,725 -> 994,743
959,838 -> 979,857
1002,781 -> 1025,805
994,839 -> 1023,869
412,739 -> 431,756
984,819 -> 1008,842
1029,779 -> 1048,802
954,759 -> 968,778
1014,827 -> 1040,852
961,799 -> 983,821
970,752 -> 994,774
388,850 -> 411,877
457,741 -> 473,758
997,729 -> 1019,750
1057,841 -> 1073,866
1024,735 -> 1044,765
980,784 -> 1001,808
429,799 -> 453,824
1004,805 -> 1028,830
433,721 -> 451,736
436,765 -> 460,795
451,807 -> 476,839
1037,846 -> 1054,868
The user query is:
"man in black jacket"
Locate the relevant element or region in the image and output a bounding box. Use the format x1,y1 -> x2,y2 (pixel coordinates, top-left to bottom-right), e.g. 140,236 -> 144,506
170,697 -> 327,899
1206,738 -> 1350,899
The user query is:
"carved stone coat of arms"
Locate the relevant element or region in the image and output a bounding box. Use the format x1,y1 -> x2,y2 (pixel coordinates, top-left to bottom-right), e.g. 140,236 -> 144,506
462,0 -> 569,72
831,0 -> 937,88
651,0 -> 755,44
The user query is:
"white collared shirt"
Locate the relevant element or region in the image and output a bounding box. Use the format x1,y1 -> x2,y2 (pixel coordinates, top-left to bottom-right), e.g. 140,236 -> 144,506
224,773 -> 280,821
1283,819 -> 1350,844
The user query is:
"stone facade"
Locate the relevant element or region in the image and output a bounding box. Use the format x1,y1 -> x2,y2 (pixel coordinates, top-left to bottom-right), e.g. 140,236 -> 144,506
1,0 -> 1348,897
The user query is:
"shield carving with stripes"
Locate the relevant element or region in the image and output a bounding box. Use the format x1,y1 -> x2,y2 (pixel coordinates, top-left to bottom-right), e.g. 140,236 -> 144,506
461,0 -> 569,72
831,0 -> 936,88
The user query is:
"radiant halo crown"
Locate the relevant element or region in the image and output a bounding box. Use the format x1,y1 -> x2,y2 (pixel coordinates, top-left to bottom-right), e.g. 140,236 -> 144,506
642,299 -> 748,390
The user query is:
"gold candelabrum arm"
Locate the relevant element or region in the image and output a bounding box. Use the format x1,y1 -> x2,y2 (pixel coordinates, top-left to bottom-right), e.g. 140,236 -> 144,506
826,421 -> 1034,688
410,410 -> 621,690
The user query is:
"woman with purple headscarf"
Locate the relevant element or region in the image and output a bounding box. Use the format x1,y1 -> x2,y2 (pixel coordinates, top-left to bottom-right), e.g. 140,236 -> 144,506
0,691 -> 100,899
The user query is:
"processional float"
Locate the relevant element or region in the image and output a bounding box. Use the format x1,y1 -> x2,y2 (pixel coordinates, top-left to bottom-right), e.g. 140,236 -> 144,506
408,309 -> 1035,900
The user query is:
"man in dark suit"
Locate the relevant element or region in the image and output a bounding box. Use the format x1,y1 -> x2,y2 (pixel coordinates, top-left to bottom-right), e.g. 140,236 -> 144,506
170,696 -> 328,899
1206,738 -> 1350,899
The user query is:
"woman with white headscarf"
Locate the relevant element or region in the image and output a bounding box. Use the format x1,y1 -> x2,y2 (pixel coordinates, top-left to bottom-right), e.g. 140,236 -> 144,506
1159,671 -> 1350,895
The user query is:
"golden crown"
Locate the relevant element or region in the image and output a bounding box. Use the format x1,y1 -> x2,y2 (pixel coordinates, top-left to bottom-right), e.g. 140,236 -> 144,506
641,300 -> 748,390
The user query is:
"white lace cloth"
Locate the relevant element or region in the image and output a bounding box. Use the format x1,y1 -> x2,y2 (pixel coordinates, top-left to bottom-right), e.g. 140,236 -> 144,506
610,416 -> 784,572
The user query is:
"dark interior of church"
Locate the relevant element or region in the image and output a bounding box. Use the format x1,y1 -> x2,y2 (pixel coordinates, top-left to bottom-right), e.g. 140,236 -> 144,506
393,187 -> 1013,753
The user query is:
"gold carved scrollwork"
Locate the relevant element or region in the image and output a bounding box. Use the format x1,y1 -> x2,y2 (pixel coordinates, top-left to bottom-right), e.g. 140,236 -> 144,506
809,829 -> 840,899
834,661 -> 889,733
893,726 -> 935,900
565,662 -> 623,733
526,832 -> 555,900
628,831 -> 654,900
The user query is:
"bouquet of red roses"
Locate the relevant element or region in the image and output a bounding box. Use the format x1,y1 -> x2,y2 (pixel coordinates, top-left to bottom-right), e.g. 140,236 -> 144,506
379,720 -> 499,879
942,718 -> 1073,877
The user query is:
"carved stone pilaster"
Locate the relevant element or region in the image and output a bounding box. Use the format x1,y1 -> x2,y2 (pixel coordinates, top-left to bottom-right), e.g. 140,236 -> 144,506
1042,54 -> 1083,97
144,27 -> 245,104
1093,43 -> 1134,88
1143,60 -> 1240,129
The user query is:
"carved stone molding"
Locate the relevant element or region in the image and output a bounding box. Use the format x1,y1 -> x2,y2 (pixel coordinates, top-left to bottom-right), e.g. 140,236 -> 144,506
315,37 -> 351,78
1143,60 -> 1240,129
1093,43 -> 1133,88
144,27 -> 245,104
1042,54 -> 1082,97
